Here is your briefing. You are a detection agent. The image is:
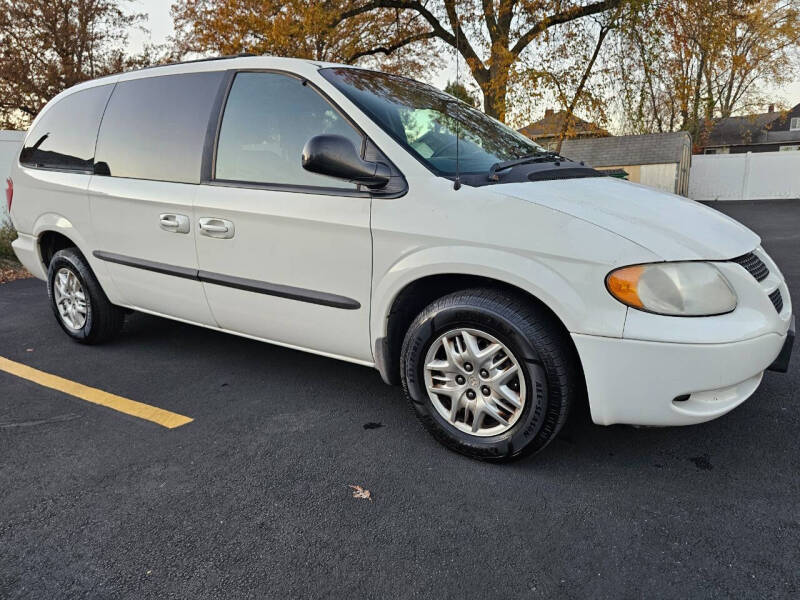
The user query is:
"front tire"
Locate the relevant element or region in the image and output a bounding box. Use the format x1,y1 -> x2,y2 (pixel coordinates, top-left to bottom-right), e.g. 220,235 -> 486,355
400,288 -> 579,462
47,248 -> 125,344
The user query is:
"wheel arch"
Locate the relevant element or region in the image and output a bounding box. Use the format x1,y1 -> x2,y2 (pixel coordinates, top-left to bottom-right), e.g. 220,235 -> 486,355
32,213 -> 88,269
374,269 -> 586,397
33,214 -> 122,305
39,230 -> 81,268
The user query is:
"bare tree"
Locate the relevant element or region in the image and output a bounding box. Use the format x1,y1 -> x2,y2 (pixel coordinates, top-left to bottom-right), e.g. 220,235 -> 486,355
172,0 -> 631,122
614,0 -> 800,141
339,1 -> 628,121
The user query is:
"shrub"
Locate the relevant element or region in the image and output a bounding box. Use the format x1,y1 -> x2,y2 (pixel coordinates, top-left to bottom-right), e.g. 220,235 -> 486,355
0,222 -> 19,261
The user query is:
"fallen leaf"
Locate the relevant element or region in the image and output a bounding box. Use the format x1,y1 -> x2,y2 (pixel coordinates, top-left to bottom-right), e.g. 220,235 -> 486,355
0,260 -> 32,284
349,485 -> 372,501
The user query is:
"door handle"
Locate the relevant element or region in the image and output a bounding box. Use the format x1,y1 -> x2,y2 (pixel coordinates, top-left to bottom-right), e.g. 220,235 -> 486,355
199,217 -> 235,239
159,213 -> 190,234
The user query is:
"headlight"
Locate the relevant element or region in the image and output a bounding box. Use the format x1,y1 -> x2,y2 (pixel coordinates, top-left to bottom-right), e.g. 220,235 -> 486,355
606,262 -> 737,316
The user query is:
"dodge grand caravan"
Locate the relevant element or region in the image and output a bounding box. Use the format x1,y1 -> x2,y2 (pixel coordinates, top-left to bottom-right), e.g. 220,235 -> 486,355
8,55 -> 794,461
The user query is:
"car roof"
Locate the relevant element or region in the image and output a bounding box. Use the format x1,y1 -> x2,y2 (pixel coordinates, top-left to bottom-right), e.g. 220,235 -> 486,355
66,55 -> 351,95
25,55 -> 354,131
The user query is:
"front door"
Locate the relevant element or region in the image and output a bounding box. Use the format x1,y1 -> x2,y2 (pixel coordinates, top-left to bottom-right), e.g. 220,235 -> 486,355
193,72 -> 373,362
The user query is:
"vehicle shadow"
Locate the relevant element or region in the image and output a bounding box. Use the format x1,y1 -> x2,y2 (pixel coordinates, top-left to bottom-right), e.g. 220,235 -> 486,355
119,309 -> 795,480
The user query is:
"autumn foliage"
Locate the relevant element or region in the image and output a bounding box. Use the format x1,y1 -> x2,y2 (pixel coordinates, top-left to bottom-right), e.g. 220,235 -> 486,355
0,0 -> 150,128
171,0 -> 633,122
616,0 -> 800,141
0,0 -> 797,138
171,1 -> 436,72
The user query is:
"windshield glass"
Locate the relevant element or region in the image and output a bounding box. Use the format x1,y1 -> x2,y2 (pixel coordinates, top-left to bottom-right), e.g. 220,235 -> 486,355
320,67 -> 546,176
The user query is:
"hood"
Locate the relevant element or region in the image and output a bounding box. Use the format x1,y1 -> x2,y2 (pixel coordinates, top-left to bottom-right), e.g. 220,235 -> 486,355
496,177 -> 759,261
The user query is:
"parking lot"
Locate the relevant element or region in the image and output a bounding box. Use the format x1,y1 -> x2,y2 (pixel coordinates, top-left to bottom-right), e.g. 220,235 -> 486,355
1,200 -> 798,599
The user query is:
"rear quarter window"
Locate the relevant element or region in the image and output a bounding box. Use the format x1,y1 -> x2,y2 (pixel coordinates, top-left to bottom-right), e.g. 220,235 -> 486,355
94,72 -> 225,184
20,85 -> 114,172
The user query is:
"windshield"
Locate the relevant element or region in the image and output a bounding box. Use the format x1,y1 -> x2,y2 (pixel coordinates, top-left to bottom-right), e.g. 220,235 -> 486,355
320,67 -> 546,176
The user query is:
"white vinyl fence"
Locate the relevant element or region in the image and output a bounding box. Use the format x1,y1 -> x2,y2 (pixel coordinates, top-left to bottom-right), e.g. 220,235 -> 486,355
0,131 -> 25,224
690,152 -> 800,201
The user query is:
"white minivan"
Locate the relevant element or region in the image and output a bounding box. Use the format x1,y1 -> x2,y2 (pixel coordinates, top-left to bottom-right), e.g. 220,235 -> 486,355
8,56 -> 794,461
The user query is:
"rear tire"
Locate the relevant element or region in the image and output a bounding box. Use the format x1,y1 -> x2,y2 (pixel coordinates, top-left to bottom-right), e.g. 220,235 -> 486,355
47,248 -> 125,344
400,288 -> 579,462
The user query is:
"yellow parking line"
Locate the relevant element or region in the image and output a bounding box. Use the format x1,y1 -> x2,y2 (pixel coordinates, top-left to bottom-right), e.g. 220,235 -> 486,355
0,356 -> 193,429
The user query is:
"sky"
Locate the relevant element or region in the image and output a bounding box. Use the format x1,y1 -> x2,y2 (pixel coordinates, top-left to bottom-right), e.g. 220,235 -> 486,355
128,0 -> 174,51
130,0 -> 800,119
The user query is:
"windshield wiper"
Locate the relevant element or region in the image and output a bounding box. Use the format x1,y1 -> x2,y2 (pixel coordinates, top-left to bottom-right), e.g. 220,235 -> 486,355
487,151 -> 562,182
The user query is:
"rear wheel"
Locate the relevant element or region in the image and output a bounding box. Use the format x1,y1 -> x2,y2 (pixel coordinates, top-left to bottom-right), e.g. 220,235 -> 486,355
47,248 -> 125,344
400,288 -> 579,462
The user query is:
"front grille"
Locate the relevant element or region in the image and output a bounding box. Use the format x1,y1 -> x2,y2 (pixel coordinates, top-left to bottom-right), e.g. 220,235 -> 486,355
732,252 -> 769,282
769,289 -> 784,314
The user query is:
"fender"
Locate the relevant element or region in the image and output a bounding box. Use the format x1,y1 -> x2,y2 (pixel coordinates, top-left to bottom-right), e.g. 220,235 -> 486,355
31,212 -> 124,305
32,212 -> 85,250
370,244 -> 631,347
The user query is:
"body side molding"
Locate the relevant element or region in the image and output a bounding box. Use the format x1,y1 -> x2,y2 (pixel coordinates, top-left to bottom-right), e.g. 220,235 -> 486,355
92,250 -> 360,310
92,250 -> 197,280
198,270 -> 360,310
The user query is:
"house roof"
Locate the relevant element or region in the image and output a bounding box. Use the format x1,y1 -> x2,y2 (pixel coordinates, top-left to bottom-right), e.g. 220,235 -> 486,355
704,105 -> 800,147
561,132 -> 691,167
519,110 -> 609,140
704,113 -> 780,147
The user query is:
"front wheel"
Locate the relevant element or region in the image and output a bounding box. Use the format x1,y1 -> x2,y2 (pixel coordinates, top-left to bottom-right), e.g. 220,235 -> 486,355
400,288 -> 580,462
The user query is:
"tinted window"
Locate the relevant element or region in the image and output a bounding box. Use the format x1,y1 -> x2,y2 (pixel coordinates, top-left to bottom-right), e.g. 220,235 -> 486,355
95,72 -> 224,183
215,72 -> 363,189
20,85 -> 113,172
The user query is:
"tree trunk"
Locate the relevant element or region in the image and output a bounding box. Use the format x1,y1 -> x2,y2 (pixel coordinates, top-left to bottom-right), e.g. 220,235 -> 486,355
687,50 -> 707,143
481,82 -> 507,121
555,25 -> 611,154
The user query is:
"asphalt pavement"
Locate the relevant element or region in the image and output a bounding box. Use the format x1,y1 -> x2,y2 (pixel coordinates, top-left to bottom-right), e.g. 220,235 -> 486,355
1,200 -> 798,599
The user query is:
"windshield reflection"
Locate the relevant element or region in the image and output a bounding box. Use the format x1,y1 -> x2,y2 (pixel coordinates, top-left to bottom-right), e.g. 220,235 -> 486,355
321,68 -> 545,176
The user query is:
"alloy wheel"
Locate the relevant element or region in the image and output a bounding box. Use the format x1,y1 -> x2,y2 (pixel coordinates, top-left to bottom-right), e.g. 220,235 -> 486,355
423,328 -> 527,437
53,267 -> 88,330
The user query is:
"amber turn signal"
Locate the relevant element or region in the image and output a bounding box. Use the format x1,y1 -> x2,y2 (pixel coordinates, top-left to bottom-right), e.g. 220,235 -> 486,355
606,265 -> 645,309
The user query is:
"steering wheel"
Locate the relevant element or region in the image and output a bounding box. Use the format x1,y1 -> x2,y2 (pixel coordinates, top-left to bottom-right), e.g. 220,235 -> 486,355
430,140 -> 459,159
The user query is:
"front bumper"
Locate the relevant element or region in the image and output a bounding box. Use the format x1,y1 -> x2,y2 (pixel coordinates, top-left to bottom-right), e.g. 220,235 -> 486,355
573,330 -> 789,426
768,315 -> 795,373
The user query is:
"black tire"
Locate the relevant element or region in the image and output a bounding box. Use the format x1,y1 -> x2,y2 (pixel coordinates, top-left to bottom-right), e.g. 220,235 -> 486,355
47,247 -> 125,344
400,288 -> 580,462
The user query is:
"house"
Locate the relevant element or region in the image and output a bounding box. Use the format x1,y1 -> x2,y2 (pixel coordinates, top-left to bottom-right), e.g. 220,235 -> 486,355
699,103 -> 800,154
0,131 -> 25,225
560,131 -> 693,196
518,109 -> 609,150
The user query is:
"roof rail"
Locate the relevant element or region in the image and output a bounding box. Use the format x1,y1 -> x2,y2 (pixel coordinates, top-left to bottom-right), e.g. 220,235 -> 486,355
87,52 -> 267,83
136,52 -> 258,72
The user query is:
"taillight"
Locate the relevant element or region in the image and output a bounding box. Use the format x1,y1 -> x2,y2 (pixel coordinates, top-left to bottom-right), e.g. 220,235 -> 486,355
4,177 -> 12,213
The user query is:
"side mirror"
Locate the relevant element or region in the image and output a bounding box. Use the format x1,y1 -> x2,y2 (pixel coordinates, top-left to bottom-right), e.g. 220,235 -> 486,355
302,135 -> 390,189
